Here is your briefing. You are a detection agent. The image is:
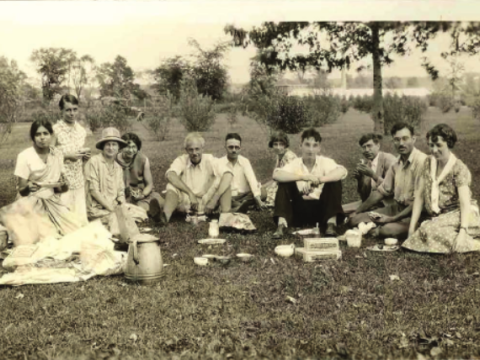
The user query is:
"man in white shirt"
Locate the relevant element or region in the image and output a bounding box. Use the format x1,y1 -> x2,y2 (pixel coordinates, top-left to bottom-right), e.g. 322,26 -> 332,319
216,133 -> 267,213
272,128 -> 348,239
157,133 -> 233,225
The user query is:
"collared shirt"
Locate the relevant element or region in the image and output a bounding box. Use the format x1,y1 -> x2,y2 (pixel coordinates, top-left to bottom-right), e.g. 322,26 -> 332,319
377,147 -> 427,206
275,155 -> 348,200
53,120 -> 87,190
84,153 -> 125,216
166,154 -> 230,196
216,155 -> 261,197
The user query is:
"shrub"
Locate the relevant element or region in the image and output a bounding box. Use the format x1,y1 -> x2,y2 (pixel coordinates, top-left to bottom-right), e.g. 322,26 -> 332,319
144,93 -> 174,141
177,76 -> 216,132
84,103 -> 131,133
429,92 -> 454,113
352,95 -> 373,113
304,94 -> 341,127
470,97 -> 480,119
340,95 -> 350,114
383,94 -> 428,135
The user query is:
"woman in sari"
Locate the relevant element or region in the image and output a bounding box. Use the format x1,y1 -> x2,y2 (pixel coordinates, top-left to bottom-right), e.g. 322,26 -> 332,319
262,132 -> 297,207
0,119 -> 81,241
84,127 -> 127,231
403,124 -> 480,253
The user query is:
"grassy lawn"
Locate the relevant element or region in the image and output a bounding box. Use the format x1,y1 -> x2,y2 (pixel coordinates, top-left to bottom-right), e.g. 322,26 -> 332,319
1,108 -> 480,359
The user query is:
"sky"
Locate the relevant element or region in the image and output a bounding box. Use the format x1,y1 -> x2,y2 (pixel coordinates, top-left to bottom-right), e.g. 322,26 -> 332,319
2,0 -> 480,86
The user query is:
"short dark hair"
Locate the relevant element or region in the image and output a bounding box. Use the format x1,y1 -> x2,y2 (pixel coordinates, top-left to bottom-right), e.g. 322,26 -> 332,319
426,123 -> 457,149
359,133 -> 383,146
390,122 -> 415,137
58,94 -> 79,110
30,119 -> 54,141
225,133 -> 242,143
301,128 -> 322,144
122,132 -> 142,150
268,131 -> 289,148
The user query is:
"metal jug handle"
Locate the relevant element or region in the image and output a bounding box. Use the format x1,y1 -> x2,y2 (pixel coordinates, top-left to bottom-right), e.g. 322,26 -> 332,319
133,239 -> 139,265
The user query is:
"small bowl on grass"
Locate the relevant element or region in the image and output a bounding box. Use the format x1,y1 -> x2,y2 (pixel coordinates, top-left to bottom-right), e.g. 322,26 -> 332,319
216,256 -> 231,265
194,257 -> 209,266
236,253 -> 254,263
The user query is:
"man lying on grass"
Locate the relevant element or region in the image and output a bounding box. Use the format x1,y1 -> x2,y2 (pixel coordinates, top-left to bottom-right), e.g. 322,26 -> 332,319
216,133 -> 268,213
157,132 -> 233,226
342,133 -> 396,215
272,128 -> 347,239
348,122 -> 427,240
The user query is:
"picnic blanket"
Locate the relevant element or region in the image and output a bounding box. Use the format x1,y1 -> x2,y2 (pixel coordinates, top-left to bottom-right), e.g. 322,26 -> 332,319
0,220 -> 126,286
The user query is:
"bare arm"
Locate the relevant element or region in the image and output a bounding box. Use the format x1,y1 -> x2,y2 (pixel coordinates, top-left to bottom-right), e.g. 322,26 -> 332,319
141,158 -> 154,197
408,177 -> 425,236
355,190 -> 385,214
166,171 -> 195,197
458,185 -> 471,229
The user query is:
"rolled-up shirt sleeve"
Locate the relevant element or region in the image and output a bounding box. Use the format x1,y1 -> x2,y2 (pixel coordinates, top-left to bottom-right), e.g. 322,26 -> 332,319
324,158 -> 348,180
165,156 -> 185,178
213,157 -> 233,178
377,165 -> 395,198
84,159 -> 99,192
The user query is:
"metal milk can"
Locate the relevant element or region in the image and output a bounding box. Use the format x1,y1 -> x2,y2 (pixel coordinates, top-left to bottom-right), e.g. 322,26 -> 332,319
125,234 -> 164,285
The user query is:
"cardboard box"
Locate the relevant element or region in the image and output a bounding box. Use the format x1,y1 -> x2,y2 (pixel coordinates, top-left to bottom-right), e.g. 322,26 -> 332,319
294,247 -> 342,262
304,238 -> 339,251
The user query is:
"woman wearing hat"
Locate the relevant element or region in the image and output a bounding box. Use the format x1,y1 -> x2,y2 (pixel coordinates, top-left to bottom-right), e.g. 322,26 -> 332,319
84,128 -> 127,229
263,132 -> 297,207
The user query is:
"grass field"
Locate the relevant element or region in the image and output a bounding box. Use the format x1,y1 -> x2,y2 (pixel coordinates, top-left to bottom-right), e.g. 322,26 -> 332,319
1,107 -> 480,359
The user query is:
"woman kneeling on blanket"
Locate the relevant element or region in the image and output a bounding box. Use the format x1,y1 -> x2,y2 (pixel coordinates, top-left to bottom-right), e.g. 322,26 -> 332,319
403,124 -> 480,253
0,119 -> 81,241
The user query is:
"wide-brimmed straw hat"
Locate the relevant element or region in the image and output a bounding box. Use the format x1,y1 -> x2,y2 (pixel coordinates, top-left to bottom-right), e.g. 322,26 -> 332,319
96,127 -> 128,150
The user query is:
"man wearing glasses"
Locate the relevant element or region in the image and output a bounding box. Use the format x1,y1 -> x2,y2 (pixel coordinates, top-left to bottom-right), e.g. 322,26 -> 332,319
348,122 -> 427,240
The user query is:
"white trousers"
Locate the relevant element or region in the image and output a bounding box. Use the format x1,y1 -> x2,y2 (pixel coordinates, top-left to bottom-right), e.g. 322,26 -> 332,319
61,187 -> 89,227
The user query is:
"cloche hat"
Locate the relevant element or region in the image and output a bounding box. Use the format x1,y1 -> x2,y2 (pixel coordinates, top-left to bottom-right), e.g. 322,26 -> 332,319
96,127 -> 128,150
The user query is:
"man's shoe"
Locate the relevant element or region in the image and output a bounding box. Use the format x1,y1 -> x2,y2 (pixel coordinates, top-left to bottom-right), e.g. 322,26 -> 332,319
272,224 -> 285,239
325,223 -> 337,237
153,211 -> 168,227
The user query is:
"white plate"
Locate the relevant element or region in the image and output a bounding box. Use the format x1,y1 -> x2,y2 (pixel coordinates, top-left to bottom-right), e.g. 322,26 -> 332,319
197,239 -> 226,245
366,245 -> 399,252
293,229 -> 319,236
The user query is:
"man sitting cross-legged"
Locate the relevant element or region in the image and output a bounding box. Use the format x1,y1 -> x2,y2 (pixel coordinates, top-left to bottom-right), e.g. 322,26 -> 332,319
342,133 -> 396,214
216,133 -> 268,213
348,122 -> 427,240
156,132 -> 233,225
272,128 -> 348,239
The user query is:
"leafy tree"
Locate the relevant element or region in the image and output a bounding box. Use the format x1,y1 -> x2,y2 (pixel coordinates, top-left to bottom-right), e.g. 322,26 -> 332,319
70,55 -> 96,101
189,39 -> 230,101
225,21 -> 478,134
152,39 -> 229,101
152,56 -> 191,100
0,57 -> 26,141
384,76 -> 403,89
30,47 -> 76,101
97,55 -> 147,101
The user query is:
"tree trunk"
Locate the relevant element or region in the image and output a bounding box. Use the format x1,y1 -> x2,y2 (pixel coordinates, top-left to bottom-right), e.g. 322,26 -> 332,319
370,23 -> 385,134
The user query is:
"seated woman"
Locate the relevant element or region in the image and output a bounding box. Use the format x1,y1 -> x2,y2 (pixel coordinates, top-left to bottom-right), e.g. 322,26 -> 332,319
403,124 -> 480,253
84,128 -> 127,231
0,119 -> 81,240
116,132 -> 164,219
262,132 -> 297,207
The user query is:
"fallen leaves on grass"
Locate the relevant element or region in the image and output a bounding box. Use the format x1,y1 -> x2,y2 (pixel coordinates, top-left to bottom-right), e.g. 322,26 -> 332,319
389,275 -> 401,281
430,346 -> 442,357
15,293 -> 24,299
129,333 -> 138,343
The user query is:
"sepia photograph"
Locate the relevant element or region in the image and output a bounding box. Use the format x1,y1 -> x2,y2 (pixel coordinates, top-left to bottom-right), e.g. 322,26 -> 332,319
0,0 -> 480,358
